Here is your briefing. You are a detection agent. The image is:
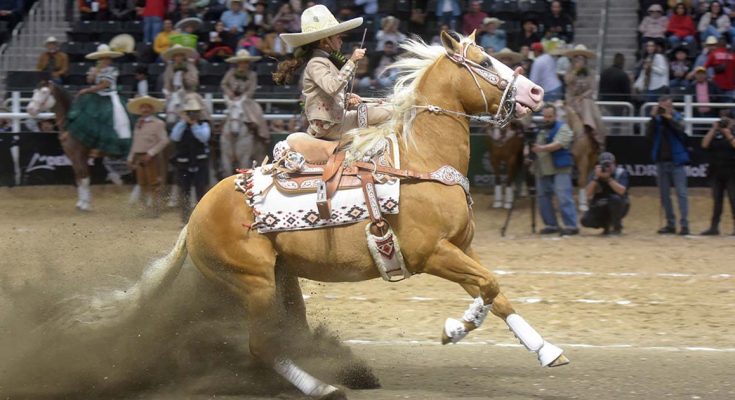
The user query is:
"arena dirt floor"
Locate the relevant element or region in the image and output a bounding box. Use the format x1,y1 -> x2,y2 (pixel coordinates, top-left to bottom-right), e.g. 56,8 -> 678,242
0,185 -> 733,399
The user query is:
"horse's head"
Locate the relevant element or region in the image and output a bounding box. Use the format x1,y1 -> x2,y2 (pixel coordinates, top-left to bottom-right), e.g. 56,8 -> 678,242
439,31 -> 544,120
27,81 -> 56,117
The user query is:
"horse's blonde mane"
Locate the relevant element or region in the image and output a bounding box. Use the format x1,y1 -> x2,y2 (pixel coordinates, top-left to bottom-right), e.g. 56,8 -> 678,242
345,37 -> 458,162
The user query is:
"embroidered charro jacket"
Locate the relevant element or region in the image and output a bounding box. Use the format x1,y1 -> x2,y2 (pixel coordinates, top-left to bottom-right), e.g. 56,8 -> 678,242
302,49 -> 356,127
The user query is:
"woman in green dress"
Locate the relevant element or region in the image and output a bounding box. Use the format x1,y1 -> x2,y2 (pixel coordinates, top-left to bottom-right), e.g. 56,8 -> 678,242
66,44 -> 132,157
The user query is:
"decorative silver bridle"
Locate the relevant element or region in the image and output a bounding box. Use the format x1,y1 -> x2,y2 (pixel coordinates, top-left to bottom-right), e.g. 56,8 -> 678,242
415,42 -> 519,128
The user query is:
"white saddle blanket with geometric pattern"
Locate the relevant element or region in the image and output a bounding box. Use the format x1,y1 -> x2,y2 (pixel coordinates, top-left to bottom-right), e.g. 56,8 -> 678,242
241,140 -> 400,234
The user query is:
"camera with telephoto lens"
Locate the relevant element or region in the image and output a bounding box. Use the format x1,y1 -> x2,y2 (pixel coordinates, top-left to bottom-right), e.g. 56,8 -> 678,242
186,111 -> 200,121
600,160 -> 612,174
524,124 -> 539,162
718,118 -> 730,129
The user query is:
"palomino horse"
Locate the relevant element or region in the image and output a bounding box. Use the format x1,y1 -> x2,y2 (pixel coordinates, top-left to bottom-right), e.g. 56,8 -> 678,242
487,119 -> 526,209
221,95 -> 269,174
70,33 -> 567,399
558,103 -> 599,211
26,81 -> 96,210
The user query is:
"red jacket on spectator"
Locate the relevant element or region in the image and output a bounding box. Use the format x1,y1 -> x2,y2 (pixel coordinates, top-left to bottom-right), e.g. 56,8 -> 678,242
142,0 -> 166,19
704,48 -> 735,91
666,14 -> 696,39
462,10 -> 488,36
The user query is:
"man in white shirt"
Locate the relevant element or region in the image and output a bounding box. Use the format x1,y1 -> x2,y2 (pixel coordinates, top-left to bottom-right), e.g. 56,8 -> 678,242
529,42 -> 563,102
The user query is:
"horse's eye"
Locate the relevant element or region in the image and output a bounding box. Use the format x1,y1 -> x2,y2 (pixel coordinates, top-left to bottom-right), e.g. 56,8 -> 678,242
480,59 -> 493,69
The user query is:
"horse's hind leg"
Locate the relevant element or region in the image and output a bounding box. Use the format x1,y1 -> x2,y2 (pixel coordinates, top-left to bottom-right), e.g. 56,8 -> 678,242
60,133 -> 92,210
423,241 -> 568,367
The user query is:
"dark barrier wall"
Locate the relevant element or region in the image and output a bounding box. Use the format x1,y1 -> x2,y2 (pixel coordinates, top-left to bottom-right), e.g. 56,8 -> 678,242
0,132 -> 712,187
0,132 -> 131,187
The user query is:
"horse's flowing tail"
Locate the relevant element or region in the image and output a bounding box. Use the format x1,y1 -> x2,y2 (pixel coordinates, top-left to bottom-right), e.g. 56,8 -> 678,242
57,225 -> 189,331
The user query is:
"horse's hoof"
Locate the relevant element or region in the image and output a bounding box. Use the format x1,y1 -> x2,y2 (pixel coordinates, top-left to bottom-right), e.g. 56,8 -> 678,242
76,202 -> 92,212
579,205 -> 589,212
320,388 -> 347,400
538,342 -> 565,367
504,203 -> 512,209
548,354 -> 570,367
492,201 -> 502,208
442,318 -> 468,345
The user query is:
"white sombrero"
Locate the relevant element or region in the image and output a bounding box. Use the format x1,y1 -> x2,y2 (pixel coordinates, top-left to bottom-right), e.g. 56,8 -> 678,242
494,48 -> 523,65
175,17 -> 203,31
127,95 -> 165,115
110,33 -> 136,53
182,97 -> 202,111
226,49 -> 262,63
85,44 -> 123,60
564,44 -> 596,59
279,5 -> 363,48
162,44 -> 197,61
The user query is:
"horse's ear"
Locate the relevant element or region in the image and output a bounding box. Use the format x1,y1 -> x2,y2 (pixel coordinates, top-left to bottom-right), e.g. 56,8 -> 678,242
440,31 -> 462,57
467,29 -> 477,43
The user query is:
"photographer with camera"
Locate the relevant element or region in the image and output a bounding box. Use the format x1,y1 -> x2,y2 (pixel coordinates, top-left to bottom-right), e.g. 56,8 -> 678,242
580,152 -> 630,235
170,98 -> 211,224
700,113 -> 735,236
646,95 -> 690,235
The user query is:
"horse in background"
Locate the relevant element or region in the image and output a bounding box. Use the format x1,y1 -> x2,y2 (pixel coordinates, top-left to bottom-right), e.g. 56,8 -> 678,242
487,119 -> 527,209
221,95 -> 270,175
27,81 -> 97,210
557,103 -> 599,211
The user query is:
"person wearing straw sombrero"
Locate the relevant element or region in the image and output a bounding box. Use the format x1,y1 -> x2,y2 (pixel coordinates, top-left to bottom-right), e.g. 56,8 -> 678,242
273,4 -> 391,140
162,44 -> 210,124
65,44 -> 132,157
126,96 -> 169,217
220,50 -> 270,173
563,44 -> 607,149
170,97 -> 212,223
479,17 -> 507,53
494,48 -> 523,67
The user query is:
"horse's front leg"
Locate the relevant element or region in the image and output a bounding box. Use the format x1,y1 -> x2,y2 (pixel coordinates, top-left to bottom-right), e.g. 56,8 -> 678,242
60,132 -> 92,210
423,241 -> 568,367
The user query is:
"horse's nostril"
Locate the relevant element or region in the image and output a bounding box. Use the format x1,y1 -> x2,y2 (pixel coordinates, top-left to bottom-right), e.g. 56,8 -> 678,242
530,86 -> 542,97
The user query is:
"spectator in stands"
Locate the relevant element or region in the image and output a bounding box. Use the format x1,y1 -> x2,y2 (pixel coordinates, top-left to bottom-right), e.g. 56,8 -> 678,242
221,0 -> 250,35
139,0 -> 166,44
272,2 -> 299,33
250,1 -> 270,32
376,16 -> 407,52
369,40 -> 399,88
687,66 -> 724,117
261,20 -> 292,59
531,104 -> 579,236
564,45 -> 607,149
236,24 -> 262,55
518,17 -> 541,51
0,110 -> 11,132
207,20 -> 236,51
0,0 -> 22,29
204,0 -> 227,21
435,0 -> 462,32
170,98 -> 211,224
543,0 -> 574,43
135,65 -> 149,97
461,0 -> 487,36
667,2 -> 696,48
529,42 -> 564,102
79,0 -> 109,21
154,19 -> 175,56
354,0 -> 378,27
599,53 -> 632,103
109,0 -> 137,21
478,17 -> 506,53
580,152 -> 631,235
700,113 -> 735,235
126,96 -> 169,218
693,35 -> 718,70
698,1 -> 735,45
37,37 -> 69,85
669,47 -> 692,88
171,0 -> 200,22
431,23 -> 450,46
703,36 -> 735,99
634,41 -> 669,103
639,4 -> 668,47
647,95 -> 690,235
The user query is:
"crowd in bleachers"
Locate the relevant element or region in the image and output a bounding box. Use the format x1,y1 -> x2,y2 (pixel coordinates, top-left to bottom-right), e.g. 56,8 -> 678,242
0,0 -> 38,45
635,0 -> 735,107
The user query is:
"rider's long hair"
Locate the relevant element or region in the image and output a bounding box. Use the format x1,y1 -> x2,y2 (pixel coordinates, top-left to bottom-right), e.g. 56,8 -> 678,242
272,43 -> 316,85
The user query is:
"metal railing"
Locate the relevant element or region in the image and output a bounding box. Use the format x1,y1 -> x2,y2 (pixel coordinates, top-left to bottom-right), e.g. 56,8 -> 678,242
639,95 -> 732,135
595,1 -> 611,82
0,0 -> 68,73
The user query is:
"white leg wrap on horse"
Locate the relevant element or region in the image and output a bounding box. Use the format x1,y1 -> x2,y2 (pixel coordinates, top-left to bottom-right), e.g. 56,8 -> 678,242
506,314 -> 564,367
274,358 -> 339,397
493,185 -> 503,208
444,297 -> 491,344
77,178 -> 92,210
504,186 -> 514,209
578,188 -> 588,211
